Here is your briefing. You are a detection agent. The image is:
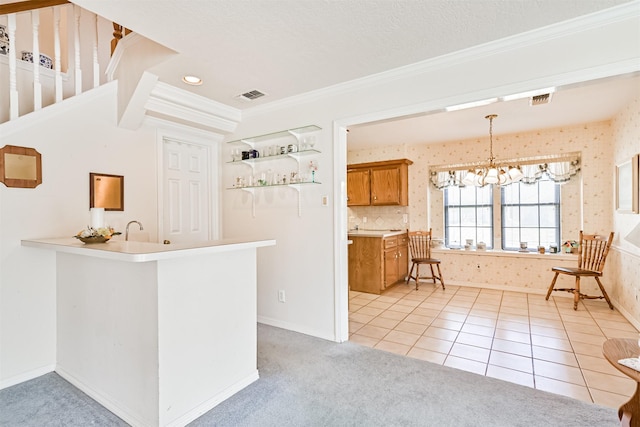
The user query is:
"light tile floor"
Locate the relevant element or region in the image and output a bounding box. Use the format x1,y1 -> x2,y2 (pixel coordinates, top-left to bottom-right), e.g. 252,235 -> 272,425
349,282 -> 639,409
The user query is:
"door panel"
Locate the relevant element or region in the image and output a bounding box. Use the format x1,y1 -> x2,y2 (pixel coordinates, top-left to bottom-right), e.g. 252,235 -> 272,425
163,139 -> 210,243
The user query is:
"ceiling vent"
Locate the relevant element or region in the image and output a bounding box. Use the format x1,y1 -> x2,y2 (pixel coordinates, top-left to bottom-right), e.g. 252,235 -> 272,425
236,89 -> 267,102
530,93 -> 552,106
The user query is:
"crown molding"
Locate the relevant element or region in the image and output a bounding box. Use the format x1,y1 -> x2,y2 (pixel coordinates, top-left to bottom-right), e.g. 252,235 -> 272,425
144,81 -> 240,134
243,1 -> 640,118
144,116 -> 225,143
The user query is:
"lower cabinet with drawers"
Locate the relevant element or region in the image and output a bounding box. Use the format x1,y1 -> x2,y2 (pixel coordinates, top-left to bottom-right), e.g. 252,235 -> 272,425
348,232 -> 409,294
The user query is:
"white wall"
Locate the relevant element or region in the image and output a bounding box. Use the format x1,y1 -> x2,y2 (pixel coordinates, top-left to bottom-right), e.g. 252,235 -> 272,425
222,6 -> 640,341
0,83 -> 159,387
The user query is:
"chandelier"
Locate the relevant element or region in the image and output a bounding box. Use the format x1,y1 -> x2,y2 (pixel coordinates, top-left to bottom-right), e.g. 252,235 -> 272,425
462,114 -> 524,187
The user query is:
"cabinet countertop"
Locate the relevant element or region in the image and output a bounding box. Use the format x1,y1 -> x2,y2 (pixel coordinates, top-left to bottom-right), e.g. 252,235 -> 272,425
347,229 -> 406,238
22,237 -> 276,262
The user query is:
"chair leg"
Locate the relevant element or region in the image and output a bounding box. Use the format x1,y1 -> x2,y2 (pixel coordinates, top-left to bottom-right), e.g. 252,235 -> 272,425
429,264 -> 436,284
573,277 -> 581,310
415,265 -> 420,291
436,264 -> 445,290
594,277 -> 614,310
407,263 -> 415,285
545,272 -> 559,300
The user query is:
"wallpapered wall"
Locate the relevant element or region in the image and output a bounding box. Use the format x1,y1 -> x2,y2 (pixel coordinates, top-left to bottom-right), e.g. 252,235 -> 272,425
347,120 -> 617,305
611,94 -> 640,326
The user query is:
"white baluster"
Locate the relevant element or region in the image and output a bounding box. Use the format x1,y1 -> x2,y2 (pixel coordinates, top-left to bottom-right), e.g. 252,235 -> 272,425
53,5 -> 63,103
31,9 -> 42,111
8,13 -> 18,120
74,5 -> 82,95
93,12 -> 99,88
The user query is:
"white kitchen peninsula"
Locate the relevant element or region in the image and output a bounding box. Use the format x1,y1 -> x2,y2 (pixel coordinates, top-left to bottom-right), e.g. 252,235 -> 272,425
21,237 -> 275,427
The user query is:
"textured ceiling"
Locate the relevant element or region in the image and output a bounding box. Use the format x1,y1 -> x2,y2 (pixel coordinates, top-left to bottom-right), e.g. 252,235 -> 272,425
71,0 -> 631,108
67,0 -> 638,146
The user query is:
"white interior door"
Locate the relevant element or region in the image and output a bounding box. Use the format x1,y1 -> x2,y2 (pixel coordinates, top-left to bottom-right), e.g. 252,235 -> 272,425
162,138 -> 211,244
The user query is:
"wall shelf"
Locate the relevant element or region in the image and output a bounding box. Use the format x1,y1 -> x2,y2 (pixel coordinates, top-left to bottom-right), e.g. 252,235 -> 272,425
226,125 -> 322,217
227,125 -> 321,147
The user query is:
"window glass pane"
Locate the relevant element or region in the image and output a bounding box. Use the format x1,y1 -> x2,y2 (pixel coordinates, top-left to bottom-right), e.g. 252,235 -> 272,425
477,228 -> 493,248
447,207 -> 460,226
460,207 -> 476,226
447,187 -> 460,204
520,183 -> 538,204
500,177 -> 560,251
503,228 -> 519,249
444,185 -> 493,249
503,206 -> 520,227
477,186 -> 492,205
459,187 -> 476,204
448,228 -> 461,247
539,180 -> 557,203
460,227 -> 477,244
539,205 -> 557,227
502,184 -> 519,204
477,207 -> 492,226
520,206 -> 539,227
540,228 -> 558,248
520,229 -> 539,247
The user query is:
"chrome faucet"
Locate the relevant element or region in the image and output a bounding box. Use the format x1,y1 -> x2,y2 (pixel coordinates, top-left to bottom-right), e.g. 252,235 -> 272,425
125,221 -> 144,241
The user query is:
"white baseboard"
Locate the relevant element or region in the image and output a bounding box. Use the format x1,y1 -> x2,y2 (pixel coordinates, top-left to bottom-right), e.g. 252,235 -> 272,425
165,370 -> 259,427
56,366 -> 259,427
0,364 -> 55,390
257,316 -> 336,342
55,366 -> 148,427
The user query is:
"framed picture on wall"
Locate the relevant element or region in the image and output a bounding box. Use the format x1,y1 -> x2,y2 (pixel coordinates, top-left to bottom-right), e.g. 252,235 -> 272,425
616,154 -> 639,214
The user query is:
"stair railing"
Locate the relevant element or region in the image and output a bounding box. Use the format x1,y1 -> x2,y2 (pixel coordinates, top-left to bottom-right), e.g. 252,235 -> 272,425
0,0 -> 114,124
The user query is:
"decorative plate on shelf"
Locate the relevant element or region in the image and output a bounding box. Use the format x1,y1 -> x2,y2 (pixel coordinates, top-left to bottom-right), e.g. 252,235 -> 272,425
20,50 -> 53,69
0,25 -> 9,55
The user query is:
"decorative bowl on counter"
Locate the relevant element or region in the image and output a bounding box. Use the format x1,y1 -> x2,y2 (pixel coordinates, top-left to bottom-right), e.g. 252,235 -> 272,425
76,236 -> 110,244
20,50 -> 53,69
74,226 -> 121,244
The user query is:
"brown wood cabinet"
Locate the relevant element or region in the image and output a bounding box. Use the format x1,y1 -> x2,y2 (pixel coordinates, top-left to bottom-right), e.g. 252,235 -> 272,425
346,159 -> 412,206
346,168 -> 370,206
348,233 -> 409,294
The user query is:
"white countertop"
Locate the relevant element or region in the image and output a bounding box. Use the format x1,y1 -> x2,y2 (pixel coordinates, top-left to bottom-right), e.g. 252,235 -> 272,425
347,229 -> 406,238
22,237 -> 276,262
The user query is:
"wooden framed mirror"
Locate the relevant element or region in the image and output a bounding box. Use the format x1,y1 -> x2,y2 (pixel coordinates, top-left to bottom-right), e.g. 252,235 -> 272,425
90,172 -> 124,211
0,145 -> 42,188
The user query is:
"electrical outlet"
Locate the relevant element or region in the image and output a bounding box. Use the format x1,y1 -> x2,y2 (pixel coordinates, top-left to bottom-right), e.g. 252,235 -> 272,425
321,195 -> 328,206
278,290 -> 286,303
363,216 -> 367,224
402,214 -> 408,223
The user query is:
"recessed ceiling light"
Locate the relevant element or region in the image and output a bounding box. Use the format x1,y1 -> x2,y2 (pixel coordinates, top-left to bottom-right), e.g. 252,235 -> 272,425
182,75 -> 202,86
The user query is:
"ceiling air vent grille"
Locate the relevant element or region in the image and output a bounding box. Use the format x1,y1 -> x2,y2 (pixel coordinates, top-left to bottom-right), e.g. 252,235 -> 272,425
530,93 -> 552,106
236,89 -> 266,102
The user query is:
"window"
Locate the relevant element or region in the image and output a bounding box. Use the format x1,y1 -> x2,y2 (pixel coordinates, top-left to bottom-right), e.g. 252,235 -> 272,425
444,185 -> 493,248
501,177 -> 560,251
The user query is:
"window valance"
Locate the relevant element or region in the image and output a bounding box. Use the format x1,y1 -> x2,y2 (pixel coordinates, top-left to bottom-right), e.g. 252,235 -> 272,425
429,153 -> 581,189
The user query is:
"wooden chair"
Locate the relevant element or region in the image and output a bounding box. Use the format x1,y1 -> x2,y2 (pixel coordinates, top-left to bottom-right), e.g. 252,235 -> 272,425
545,231 -> 614,310
407,229 -> 444,291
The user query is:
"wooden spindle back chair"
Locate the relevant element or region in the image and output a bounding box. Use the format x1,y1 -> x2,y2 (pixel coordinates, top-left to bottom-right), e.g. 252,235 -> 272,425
406,229 -> 444,291
545,231 -> 614,310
